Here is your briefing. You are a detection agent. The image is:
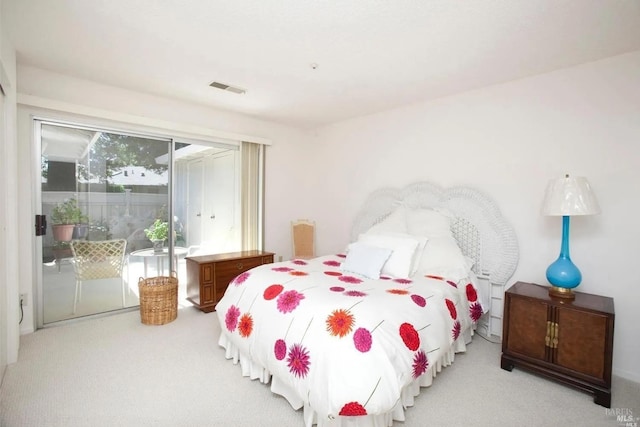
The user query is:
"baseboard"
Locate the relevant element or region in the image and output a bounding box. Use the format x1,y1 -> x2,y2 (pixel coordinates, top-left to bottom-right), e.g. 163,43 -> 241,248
19,325 -> 35,335
613,368 -> 640,384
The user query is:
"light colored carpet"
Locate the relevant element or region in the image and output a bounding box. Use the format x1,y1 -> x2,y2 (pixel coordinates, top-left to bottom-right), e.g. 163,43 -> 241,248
1,306 -> 638,427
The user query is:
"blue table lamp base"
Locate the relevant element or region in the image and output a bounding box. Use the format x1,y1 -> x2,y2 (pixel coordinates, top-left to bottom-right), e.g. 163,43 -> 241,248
547,216 -> 580,300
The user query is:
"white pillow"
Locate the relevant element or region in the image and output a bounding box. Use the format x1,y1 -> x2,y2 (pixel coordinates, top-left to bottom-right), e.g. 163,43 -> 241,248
341,242 -> 393,279
365,206 -> 407,235
405,208 -> 452,237
357,232 -> 421,278
417,235 -> 470,282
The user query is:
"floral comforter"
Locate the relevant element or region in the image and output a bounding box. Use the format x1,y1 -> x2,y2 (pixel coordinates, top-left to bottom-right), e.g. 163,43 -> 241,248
216,254 -> 483,426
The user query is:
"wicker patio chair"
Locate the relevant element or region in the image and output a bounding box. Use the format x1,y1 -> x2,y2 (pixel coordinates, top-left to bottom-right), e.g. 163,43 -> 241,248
70,239 -> 127,314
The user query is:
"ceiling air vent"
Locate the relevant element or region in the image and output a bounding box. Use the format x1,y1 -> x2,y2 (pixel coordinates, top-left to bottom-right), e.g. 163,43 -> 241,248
209,81 -> 246,94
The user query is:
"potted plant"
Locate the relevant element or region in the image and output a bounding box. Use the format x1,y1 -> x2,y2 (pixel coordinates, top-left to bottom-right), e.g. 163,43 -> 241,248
144,219 -> 169,253
87,220 -> 111,241
52,241 -> 72,261
51,198 -> 86,242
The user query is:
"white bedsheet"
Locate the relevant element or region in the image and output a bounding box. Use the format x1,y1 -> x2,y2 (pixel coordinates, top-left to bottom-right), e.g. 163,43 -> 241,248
216,255 -> 483,426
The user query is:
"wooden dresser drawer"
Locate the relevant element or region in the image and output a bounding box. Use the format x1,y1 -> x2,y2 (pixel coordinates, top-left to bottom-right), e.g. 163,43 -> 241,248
186,250 -> 274,313
216,257 -> 263,278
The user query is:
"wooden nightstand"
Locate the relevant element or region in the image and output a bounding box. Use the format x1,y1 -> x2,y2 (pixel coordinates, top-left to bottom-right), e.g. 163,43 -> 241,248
186,250 -> 274,312
501,281 -> 614,407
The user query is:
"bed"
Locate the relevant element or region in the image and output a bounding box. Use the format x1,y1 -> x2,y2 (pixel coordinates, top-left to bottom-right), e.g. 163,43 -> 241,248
216,182 -> 519,427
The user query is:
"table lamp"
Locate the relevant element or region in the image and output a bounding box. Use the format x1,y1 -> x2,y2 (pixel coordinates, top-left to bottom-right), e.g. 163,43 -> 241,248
541,174 -> 600,299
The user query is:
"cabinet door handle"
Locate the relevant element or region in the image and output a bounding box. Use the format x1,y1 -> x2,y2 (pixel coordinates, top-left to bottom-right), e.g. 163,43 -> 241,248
552,323 -> 559,348
545,321 -> 552,347
236,263 -> 244,270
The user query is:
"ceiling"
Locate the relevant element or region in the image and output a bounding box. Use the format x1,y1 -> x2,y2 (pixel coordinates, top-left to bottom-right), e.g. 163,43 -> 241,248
4,0 -> 640,129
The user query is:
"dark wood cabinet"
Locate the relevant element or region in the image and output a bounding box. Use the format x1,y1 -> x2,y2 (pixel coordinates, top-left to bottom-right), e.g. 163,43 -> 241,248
186,250 -> 274,312
501,281 -> 614,407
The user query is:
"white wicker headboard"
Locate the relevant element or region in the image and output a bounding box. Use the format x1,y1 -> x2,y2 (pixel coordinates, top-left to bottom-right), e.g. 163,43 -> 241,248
350,182 -> 519,337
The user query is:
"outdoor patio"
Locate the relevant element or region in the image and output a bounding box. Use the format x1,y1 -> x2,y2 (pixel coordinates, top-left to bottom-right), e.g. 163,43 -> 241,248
41,252 -> 191,324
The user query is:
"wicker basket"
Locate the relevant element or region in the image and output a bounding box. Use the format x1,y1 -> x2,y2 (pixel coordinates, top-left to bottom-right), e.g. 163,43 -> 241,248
138,272 -> 178,325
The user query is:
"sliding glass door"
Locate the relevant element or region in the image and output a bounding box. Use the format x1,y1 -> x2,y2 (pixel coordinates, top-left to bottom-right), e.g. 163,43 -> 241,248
36,119 -> 256,326
39,121 -> 172,323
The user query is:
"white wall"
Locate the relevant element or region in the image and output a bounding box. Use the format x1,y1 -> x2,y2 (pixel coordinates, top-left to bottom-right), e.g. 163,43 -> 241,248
15,66 -> 312,334
0,0 -> 19,374
308,51 -> 640,382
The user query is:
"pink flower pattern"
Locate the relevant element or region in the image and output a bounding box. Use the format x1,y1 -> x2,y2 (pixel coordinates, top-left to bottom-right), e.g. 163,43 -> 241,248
232,272 -> 250,286
287,343 -> 311,378
412,350 -> 428,378
216,255 -> 485,417
338,275 -> 363,284
274,339 -> 287,360
469,302 -> 483,322
411,294 -> 427,307
353,327 -> 373,353
225,305 -> 240,331
344,290 -> 368,297
452,320 -> 461,341
277,290 -> 305,313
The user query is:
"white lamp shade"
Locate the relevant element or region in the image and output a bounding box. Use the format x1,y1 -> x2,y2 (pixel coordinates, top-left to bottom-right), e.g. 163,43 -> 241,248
541,175 -> 601,216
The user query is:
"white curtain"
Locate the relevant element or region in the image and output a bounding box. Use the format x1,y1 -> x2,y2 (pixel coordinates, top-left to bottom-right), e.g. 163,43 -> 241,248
240,141 -> 264,250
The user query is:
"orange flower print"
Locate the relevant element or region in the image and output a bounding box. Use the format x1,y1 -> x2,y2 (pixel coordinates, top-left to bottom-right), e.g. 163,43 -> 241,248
289,271 -> 309,276
238,313 -> 253,337
326,309 -> 355,338
387,289 -> 409,295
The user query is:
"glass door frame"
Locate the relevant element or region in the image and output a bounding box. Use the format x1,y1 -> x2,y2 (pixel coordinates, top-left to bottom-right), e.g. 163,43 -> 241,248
32,115 -> 249,329
35,118 -> 174,326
